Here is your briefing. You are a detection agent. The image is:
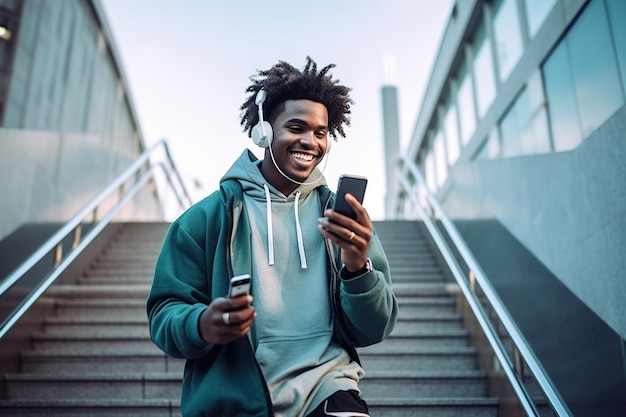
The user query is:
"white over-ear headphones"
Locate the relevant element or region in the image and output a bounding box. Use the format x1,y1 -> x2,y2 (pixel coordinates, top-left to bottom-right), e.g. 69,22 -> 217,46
251,89 -> 273,148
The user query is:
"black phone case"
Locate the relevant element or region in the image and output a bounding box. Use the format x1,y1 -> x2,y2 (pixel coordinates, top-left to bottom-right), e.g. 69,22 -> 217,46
333,174 -> 367,220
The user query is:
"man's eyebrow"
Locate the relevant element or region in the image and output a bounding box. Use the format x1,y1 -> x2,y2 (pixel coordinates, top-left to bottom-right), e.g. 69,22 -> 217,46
286,118 -> 328,130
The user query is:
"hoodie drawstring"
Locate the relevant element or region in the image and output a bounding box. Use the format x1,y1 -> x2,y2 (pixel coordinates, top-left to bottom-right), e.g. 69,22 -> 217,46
294,191 -> 307,269
263,185 -> 308,269
264,184 -> 275,266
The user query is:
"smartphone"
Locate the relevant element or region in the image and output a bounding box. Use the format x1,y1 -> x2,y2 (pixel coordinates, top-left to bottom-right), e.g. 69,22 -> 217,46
229,274 -> 251,298
333,174 -> 368,220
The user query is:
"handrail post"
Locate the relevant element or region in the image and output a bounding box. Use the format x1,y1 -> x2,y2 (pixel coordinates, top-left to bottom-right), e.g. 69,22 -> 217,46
54,243 -> 63,268
515,349 -> 525,381
72,225 -> 82,250
118,183 -> 125,201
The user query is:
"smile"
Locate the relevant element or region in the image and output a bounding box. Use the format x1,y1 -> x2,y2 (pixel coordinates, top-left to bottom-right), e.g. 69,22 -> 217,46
291,152 -> 316,162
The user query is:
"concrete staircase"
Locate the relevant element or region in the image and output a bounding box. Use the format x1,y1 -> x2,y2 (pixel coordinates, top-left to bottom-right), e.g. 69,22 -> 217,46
0,220 -> 504,416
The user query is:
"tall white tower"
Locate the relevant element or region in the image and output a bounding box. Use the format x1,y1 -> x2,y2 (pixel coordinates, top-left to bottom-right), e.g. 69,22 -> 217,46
381,55 -> 400,219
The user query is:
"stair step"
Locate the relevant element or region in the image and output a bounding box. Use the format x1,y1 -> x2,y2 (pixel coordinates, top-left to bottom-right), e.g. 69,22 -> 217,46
391,273 -> 448,283
397,297 -> 456,313
5,373 -> 181,400
31,333 -> 152,349
393,282 -> 460,296
46,284 -> 150,298
31,327 -> 470,350
0,399 -> 180,417
54,298 -> 146,308
77,276 -> 154,285
81,270 -> 155,279
44,316 -> 149,336
19,348 -> 184,373
362,330 -> 469,351
359,347 -> 477,371
366,397 -> 499,417
360,370 -> 488,398
6,370 -> 489,400
393,318 -> 465,333
88,261 -> 158,270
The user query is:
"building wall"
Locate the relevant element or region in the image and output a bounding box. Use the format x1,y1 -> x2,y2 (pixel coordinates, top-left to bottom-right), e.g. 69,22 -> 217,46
398,0 -> 626,414
0,0 -> 164,243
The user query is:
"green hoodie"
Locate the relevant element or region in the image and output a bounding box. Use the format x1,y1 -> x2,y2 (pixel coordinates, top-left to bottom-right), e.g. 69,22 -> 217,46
147,150 -> 398,416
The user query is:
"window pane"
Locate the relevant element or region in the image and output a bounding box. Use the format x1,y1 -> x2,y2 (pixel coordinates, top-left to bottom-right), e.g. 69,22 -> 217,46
526,107 -> 551,154
473,26 -> 497,118
457,64 -> 476,145
443,98 -> 460,166
475,128 -> 501,160
606,0 -> 626,94
568,0 -> 623,137
524,0 -> 557,37
494,0 -> 523,82
499,90 -> 525,157
425,151 -> 436,192
433,130 -> 447,188
543,44 -> 583,151
500,87 -> 551,157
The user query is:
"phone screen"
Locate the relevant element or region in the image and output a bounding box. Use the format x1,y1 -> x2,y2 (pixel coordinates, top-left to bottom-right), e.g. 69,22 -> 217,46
333,174 -> 367,220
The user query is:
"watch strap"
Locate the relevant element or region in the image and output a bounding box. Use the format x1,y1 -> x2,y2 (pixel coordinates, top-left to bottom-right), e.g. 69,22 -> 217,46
340,257 -> 373,279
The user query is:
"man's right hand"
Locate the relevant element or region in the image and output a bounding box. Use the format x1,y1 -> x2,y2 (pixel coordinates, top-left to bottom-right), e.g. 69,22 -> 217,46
198,295 -> 255,344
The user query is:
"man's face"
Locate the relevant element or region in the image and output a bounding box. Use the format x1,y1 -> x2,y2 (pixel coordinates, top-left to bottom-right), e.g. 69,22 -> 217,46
262,99 -> 330,195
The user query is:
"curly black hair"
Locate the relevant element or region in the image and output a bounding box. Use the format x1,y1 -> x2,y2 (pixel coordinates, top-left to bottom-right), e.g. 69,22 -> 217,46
240,56 -> 353,139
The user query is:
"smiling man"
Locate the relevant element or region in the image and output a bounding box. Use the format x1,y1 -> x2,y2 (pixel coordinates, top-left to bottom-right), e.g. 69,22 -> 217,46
147,57 -> 398,417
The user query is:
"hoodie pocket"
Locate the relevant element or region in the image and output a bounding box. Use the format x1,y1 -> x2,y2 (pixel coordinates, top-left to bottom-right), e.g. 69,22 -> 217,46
255,331 -> 334,385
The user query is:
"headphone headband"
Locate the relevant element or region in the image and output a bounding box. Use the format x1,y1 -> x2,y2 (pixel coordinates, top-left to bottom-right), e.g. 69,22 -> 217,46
251,89 -> 273,148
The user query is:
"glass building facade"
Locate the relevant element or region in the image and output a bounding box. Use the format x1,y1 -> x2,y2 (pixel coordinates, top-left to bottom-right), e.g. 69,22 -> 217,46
414,0 -> 625,177
397,0 -> 626,415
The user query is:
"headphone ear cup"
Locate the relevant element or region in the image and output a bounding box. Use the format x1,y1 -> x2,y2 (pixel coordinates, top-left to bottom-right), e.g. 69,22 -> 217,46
251,121 -> 273,148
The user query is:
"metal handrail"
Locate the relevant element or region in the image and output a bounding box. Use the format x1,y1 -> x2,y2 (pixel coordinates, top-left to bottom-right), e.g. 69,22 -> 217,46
0,139 -> 192,341
396,156 -> 572,417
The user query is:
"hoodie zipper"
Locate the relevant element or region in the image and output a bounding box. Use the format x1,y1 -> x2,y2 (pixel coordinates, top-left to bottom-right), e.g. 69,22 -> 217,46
225,191 -> 275,416
322,191 -> 361,364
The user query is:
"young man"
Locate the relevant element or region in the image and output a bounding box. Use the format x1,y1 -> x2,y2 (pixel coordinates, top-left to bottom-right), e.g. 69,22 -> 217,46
147,57 -> 398,417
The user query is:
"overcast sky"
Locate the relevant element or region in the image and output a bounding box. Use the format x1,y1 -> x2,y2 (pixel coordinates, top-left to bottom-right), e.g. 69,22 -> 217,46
100,0 -> 453,219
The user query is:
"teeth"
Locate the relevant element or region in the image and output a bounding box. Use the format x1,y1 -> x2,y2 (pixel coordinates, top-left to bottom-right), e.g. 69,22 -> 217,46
291,152 -> 314,161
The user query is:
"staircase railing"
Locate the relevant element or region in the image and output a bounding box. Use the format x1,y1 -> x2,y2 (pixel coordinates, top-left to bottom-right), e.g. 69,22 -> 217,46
0,139 -> 192,341
395,156 -> 572,417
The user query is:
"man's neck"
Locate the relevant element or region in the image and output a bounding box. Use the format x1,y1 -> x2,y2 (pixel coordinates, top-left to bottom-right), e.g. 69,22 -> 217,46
259,159 -> 298,196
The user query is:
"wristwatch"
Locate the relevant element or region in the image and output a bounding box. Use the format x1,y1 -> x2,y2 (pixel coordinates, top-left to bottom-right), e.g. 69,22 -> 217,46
341,257 -> 373,279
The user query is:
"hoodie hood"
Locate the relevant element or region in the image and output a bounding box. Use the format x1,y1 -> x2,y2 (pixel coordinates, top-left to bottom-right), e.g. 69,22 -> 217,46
221,149 -> 327,268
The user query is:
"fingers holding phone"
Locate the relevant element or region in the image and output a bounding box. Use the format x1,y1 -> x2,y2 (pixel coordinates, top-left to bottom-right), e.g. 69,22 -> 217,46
318,174 -> 373,270
327,174 -> 372,230
199,275 -> 255,345
225,274 -> 254,328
